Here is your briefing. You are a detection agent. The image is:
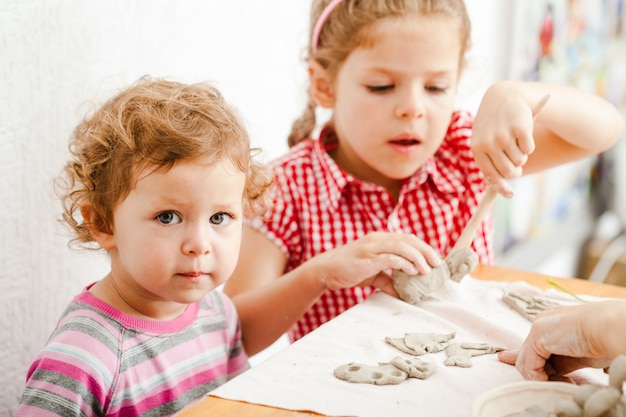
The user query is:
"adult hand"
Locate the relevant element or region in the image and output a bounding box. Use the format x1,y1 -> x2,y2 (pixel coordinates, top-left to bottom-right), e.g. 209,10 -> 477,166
498,300 -> 626,380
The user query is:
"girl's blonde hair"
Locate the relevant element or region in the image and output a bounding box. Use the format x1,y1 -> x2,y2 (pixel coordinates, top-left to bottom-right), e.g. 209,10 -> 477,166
288,0 -> 471,147
58,76 -> 271,248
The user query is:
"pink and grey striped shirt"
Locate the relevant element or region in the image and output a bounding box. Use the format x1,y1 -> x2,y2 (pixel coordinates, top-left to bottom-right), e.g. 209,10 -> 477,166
248,110 -> 494,342
16,285 -> 248,417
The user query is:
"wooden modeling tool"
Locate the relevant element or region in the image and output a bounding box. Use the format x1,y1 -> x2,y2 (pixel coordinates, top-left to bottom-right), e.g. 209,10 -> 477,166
447,94 -> 551,257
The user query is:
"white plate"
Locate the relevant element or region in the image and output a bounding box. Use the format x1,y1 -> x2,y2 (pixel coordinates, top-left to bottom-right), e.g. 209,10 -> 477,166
471,381 -> 578,417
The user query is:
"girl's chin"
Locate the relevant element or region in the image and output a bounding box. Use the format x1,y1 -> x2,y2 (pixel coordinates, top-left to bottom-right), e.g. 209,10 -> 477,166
378,168 -> 421,181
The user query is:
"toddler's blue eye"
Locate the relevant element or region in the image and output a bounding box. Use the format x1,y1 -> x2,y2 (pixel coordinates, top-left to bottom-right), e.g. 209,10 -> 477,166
210,213 -> 232,226
157,211 -> 181,225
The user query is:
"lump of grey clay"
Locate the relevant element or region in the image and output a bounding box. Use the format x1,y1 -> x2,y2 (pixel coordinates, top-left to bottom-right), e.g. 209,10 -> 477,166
333,363 -> 408,385
384,356 -> 435,379
393,264 -> 450,305
385,331 -> 456,356
444,342 -> 505,368
393,248 -> 478,305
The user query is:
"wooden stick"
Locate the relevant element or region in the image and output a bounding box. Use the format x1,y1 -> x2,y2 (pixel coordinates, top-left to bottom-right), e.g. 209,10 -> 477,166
447,94 -> 551,257
448,188 -> 498,256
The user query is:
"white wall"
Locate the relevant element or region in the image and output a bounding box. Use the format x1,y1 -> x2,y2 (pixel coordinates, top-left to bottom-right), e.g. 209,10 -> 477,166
0,1 -> 309,413
0,1 -> 505,414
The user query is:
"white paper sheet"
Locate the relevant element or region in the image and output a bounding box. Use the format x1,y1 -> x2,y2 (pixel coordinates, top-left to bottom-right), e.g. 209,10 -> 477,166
210,277 -> 609,417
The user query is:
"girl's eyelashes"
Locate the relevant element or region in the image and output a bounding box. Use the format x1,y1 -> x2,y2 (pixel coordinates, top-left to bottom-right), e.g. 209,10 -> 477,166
156,211 -> 182,225
426,84 -> 449,94
366,84 -> 394,93
366,84 -> 449,94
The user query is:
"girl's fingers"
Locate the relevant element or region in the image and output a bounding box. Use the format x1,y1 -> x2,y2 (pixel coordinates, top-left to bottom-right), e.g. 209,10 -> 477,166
504,139 -> 529,167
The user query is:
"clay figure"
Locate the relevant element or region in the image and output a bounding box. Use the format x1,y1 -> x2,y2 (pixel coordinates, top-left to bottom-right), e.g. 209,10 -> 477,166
385,336 -> 420,355
385,331 -> 456,356
404,331 -> 456,355
334,356 -> 436,385
502,292 -> 561,321
384,356 -> 435,379
333,362 -> 408,385
444,342 -> 505,368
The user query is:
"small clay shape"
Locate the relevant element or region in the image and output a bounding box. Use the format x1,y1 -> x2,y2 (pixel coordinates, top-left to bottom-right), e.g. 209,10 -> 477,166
385,331 -> 455,356
502,292 -> 560,321
444,342 -> 505,368
403,331 -> 456,355
385,336 -> 418,355
384,356 -> 435,379
333,363 -> 408,385
444,248 -> 479,282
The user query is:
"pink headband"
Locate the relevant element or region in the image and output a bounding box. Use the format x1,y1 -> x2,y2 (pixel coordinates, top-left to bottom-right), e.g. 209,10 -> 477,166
311,0 -> 344,53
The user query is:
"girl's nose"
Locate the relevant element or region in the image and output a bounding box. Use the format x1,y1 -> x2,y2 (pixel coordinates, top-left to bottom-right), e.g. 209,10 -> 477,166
394,87 -> 425,119
182,225 -> 212,255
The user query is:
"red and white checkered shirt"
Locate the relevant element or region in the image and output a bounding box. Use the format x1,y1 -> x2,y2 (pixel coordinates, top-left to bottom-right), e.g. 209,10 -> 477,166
247,110 -> 494,341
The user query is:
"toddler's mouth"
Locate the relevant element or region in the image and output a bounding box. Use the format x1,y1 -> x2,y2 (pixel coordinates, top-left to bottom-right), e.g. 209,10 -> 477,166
181,272 -> 206,278
390,138 -> 421,146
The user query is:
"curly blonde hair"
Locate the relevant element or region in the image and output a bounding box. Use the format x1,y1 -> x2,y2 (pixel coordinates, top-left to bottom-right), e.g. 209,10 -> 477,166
288,0 -> 471,147
57,76 -> 271,248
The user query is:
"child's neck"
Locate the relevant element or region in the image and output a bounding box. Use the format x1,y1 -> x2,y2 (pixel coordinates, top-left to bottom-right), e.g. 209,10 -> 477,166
90,275 -> 187,321
328,147 -> 402,201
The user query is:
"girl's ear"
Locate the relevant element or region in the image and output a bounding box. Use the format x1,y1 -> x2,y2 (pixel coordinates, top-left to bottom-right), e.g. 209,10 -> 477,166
80,204 -> 115,250
308,60 -> 335,108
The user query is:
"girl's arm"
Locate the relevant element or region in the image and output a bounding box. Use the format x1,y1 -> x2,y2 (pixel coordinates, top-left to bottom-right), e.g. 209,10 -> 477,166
224,227 -> 440,355
472,81 -> 624,196
224,227 -> 326,355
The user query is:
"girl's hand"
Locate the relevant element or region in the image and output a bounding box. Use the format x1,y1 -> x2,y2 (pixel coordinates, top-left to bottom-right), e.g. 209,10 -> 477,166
308,231 -> 442,295
471,83 -> 537,198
